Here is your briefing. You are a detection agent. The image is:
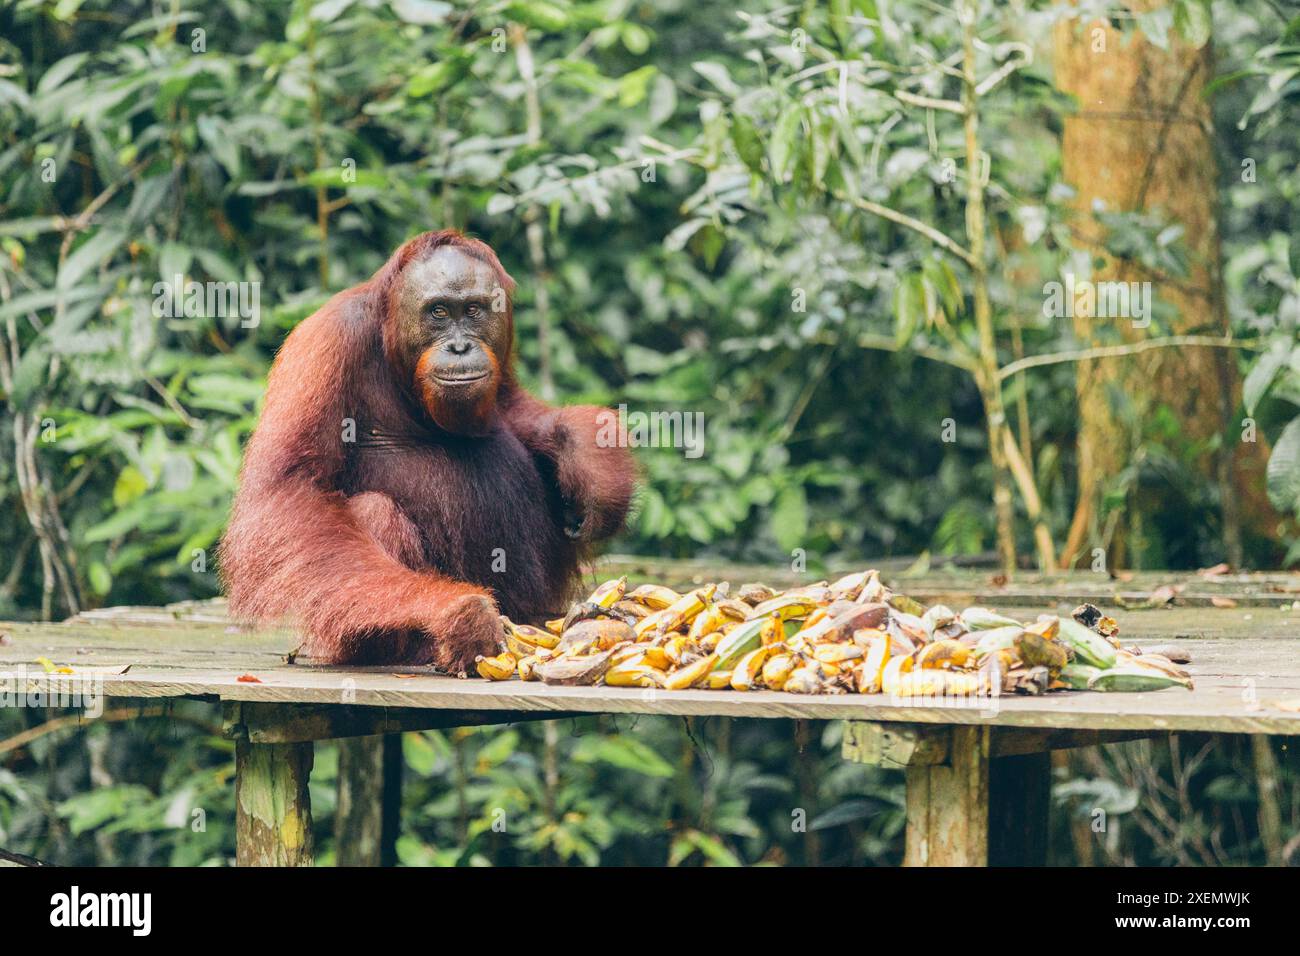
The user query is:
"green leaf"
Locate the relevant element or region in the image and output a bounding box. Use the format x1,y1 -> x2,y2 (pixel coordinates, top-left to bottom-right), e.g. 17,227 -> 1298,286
113,465 -> 150,508
617,65 -> 657,109
692,61 -> 739,97
730,113 -> 765,173
1267,416 -> 1300,514
57,785 -> 153,836
1243,345 -> 1287,416
88,561 -> 112,596
574,736 -> 675,777
391,0 -> 452,25
57,228 -> 126,292
769,104 -> 803,183
1173,0 -> 1212,49
894,272 -> 924,347
771,484 -> 808,553
506,1 -> 569,32
1136,7 -> 1173,50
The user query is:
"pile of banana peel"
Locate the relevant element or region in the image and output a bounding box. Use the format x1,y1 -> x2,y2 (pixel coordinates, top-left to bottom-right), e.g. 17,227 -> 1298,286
476,570 -> 1194,697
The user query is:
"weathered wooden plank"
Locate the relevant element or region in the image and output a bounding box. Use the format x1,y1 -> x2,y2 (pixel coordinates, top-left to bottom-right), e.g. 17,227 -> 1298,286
987,727 -> 1161,756
222,701 -> 582,743
235,738 -> 314,867
843,722 -> 1162,762
903,726 -> 990,866
3,666 -> 1299,732
3,661 -> 1296,733
7,605 -> 1300,734
842,721 -> 950,767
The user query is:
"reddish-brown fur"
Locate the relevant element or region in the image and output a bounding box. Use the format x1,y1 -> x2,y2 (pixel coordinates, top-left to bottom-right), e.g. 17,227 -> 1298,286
219,231 -> 636,672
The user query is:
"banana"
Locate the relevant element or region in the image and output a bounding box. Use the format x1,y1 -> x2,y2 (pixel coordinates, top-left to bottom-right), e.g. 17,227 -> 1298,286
852,626 -> 888,649
664,653 -> 718,690
499,575 -> 1179,699
509,622 -> 560,650
610,645 -> 647,667
1023,617 -> 1060,641
605,662 -> 666,688
749,588 -> 831,622
879,654 -> 914,695
716,599 -> 752,621
972,626 -> 1024,659
627,584 -> 684,610
916,639 -> 971,670
828,569 -> 874,601
517,654 -> 541,681
1115,649 -> 1191,679
783,666 -> 825,694
795,602 -> 890,647
761,653 -> 796,691
1014,631 -> 1069,672
687,603 -> 729,641
760,616 -> 784,646
887,593 -> 927,617
813,642 -> 864,664
856,635 -> 890,694
1059,662 -> 1100,690
712,616 -> 769,670
1087,667 -> 1193,692
1056,617 -> 1118,669
587,575 -> 628,608
559,618 -> 637,653
536,647 -> 621,685
634,608 -> 674,639
891,670 -> 982,698
737,583 -> 778,605
475,651 -> 517,681
960,606 -> 1023,630
640,645 -> 672,670
656,584 -> 718,635
612,599 -> 651,621
730,646 -> 775,691
505,632 -> 539,659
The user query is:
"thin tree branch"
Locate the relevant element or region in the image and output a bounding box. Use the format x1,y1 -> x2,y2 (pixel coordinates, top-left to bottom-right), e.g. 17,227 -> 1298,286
833,190 -> 978,268
893,89 -> 966,114
997,335 -> 1261,382
847,332 -> 979,372
974,43 -> 1032,96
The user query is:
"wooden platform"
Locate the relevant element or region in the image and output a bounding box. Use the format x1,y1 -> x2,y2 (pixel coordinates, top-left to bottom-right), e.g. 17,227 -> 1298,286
4,566 -> 1299,866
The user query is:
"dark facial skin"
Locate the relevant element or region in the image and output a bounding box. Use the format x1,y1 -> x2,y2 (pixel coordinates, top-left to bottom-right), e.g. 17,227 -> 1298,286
391,246 -> 511,435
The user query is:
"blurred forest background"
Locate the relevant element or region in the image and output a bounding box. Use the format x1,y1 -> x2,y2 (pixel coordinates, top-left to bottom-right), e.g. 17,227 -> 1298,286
2,0 -> 1300,865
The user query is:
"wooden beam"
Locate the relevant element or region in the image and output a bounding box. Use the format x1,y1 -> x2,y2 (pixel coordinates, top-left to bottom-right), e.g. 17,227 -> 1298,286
235,738 -> 314,867
843,721 -> 1161,764
223,701 -> 581,744
843,721 -> 1167,866
904,725 -> 990,866
842,720 -> 949,767
990,727 -> 1161,756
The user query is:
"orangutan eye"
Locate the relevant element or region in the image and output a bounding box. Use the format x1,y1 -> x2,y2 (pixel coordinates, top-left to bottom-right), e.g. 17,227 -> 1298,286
428,303 -> 449,319
466,303 -> 482,318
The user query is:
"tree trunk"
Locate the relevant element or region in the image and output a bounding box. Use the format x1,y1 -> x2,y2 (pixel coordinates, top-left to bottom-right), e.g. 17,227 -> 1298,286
1053,6 -> 1272,569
